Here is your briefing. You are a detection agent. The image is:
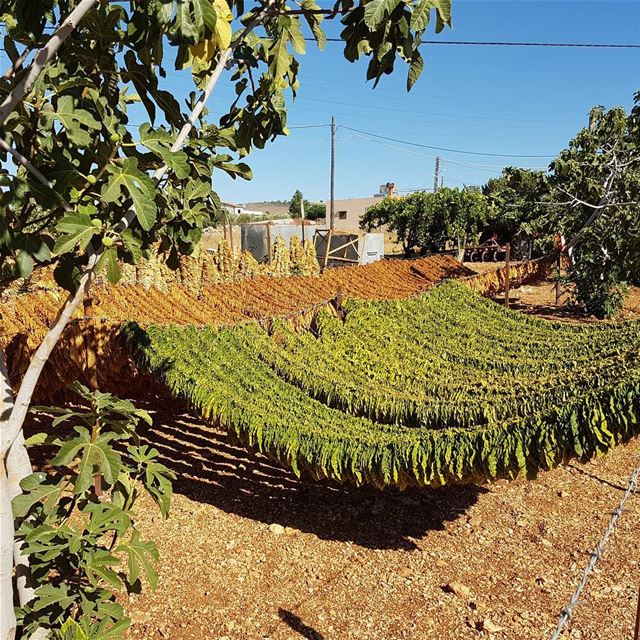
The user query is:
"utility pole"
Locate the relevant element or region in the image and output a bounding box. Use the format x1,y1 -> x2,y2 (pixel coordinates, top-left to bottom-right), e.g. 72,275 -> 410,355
433,156 -> 440,193
330,116 -> 336,229
300,195 -> 305,245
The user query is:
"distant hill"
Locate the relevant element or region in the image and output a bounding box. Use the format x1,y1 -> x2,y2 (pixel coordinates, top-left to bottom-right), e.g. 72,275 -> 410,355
243,201 -> 291,216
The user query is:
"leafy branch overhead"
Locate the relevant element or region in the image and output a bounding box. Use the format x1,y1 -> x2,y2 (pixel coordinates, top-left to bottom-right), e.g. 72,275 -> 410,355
0,0 -> 452,290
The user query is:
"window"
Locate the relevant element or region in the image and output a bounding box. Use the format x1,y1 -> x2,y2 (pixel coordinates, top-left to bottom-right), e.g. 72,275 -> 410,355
338,210 -> 347,220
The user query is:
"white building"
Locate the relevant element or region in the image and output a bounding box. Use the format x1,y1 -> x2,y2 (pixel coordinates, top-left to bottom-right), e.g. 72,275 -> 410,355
221,201 -> 264,217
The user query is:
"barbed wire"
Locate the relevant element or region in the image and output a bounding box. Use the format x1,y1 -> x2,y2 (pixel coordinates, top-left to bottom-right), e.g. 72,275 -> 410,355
550,457 -> 640,639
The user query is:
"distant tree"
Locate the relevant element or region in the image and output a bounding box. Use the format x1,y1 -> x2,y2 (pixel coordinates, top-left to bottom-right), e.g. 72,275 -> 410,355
361,188 -> 488,257
305,202 -> 326,221
543,96 -> 640,318
483,168 -> 551,244
289,190 -> 304,218
289,190 -> 325,220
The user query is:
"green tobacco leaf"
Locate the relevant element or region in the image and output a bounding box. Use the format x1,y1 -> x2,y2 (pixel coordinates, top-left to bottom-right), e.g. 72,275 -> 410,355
139,124 -> 190,179
102,158 -> 158,231
117,529 -> 159,589
53,213 -> 99,256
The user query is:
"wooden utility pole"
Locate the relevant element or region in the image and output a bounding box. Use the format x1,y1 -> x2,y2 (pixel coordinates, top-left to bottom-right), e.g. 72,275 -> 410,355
433,156 -> 440,193
330,116 -> 336,230
504,242 -> 511,308
266,221 -> 272,265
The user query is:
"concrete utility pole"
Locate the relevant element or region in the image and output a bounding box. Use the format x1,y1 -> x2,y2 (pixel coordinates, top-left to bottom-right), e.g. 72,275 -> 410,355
330,116 -> 336,229
433,156 -> 440,193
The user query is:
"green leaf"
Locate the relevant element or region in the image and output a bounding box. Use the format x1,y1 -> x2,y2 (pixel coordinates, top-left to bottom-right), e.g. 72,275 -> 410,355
433,0 -> 452,32
117,529 -> 159,589
410,0 -> 431,31
52,428 -> 122,494
45,95 -> 100,148
53,213 -> 98,256
15,249 -> 34,277
83,549 -> 124,591
31,584 -> 77,613
139,124 -> 190,180
105,248 -> 122,284
407,50 -> 424,90
102,158 -> 158,231
364,0 -> 400,29
286,17 -> 306,55
84,503 -> 131,536
13,473 -> 64,518
53,618 -> 89,640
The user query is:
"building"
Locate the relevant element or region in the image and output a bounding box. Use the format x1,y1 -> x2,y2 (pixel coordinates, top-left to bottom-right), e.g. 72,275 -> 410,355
332,183 -> 395,231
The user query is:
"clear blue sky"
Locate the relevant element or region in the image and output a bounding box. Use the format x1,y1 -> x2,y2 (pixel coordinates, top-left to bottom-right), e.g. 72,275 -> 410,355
206,0 -> 640,203
8,1 -> 636,204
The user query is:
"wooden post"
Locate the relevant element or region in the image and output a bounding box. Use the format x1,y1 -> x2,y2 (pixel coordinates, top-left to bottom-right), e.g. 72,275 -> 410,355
634,585 -> 640,640
555,251 -> 562,306
323,229 -> 333,271
82,294 -> 98,391
504,242 -> 511,308
266,222 -> 272,265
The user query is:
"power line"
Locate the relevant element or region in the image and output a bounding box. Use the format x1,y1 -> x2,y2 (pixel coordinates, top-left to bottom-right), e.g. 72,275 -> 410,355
307,38 -> 640,49
340,125 -> 556,158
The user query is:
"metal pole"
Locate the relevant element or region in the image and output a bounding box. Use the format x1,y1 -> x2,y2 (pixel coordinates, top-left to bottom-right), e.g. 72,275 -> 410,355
504,242 -> 511,308
433,156 -> 440,193
330,116 -> 335,230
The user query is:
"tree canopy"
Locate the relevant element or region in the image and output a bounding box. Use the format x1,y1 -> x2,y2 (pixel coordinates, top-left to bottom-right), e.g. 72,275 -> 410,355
361,187 -> 488,255
482,167 -> 551,242
544,95 -> 640,316
289,189 -> 325,220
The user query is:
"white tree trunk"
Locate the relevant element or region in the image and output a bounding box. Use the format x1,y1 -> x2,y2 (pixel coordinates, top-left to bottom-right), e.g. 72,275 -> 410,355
0,0 -> 99,126
0,351 -> 17,640
8,432 -> 35,607
0,43 -> 241,638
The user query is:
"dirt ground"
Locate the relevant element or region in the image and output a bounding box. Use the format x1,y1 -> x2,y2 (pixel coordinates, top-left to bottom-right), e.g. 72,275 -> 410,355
464,261 -> 640,322
119,384 -> 640,640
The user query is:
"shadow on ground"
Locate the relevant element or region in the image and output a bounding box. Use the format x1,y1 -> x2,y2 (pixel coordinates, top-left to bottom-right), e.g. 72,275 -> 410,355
117,391 -> 487,551
279,609 -> 325,640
